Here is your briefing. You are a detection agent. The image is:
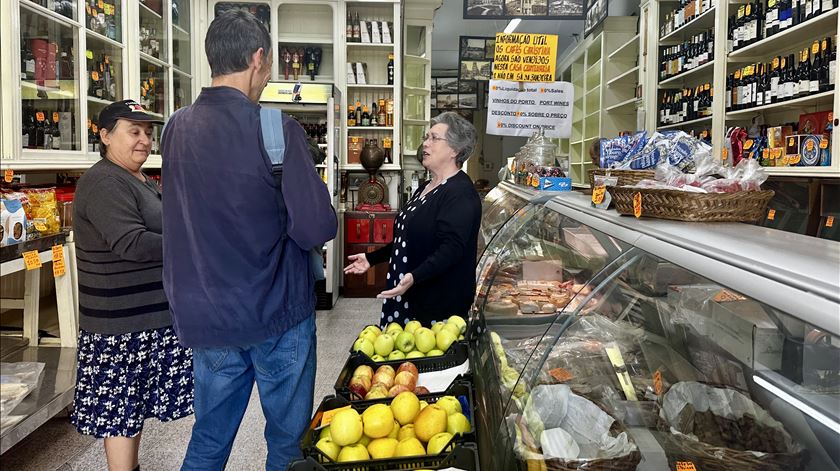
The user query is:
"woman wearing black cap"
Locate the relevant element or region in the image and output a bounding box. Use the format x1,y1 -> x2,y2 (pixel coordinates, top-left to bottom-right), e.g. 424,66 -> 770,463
70,100 -> 193,471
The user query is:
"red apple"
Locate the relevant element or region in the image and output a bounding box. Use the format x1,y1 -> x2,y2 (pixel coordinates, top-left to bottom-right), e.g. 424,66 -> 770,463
414,386 -> 430,395
375,365 -> 395,378
372,371 -> 395,390
348,375 -> 372,399
353,365 -> 374,379
394,371 -> 417,391
397,362 -> 419,378
388,384 -> 411,397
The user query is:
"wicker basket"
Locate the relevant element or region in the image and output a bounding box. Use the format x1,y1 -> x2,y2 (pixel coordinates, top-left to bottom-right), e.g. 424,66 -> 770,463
588,168 -> 656,188
610,187 -> 774,223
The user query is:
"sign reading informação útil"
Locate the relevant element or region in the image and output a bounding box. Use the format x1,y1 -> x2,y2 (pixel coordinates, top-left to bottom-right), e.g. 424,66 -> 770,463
486,80 -> 573,138
493,33 -> 558,83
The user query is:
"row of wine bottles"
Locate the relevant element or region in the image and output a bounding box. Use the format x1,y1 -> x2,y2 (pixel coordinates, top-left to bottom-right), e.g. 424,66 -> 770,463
729,0 -> 837,52
659,30 -> 714,81
348,99 -> 395,127
658,83 -> 714,126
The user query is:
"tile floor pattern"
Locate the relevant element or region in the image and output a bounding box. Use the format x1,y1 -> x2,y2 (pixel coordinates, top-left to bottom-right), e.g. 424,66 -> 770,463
1,297 -> 381,471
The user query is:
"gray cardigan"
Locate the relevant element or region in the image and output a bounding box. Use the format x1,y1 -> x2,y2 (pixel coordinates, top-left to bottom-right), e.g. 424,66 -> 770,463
73,158 -> 171,334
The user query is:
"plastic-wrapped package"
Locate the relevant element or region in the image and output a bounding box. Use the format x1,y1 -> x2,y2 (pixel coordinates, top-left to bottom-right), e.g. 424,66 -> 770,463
1,197 -> 28,246
21,188 -> 61,238
1,362 -> 46,420
599,132 -> 648,169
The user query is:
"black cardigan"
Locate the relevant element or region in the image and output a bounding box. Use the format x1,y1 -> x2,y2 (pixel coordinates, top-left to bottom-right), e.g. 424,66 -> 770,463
367,171 -> 481,326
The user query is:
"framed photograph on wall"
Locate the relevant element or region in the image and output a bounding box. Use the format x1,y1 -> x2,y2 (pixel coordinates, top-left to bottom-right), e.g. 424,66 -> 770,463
583,0 -> 608,37
464,0 -> 583,19
459,36 -> 495,81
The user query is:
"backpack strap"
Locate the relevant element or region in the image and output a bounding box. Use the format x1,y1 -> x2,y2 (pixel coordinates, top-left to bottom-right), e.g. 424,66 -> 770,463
260,107 -> 286,167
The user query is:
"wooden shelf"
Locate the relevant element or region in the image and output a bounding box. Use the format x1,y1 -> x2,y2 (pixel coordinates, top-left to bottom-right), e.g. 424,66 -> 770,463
725,91 -> 835,118
657,115 -> 712,130
659,60 -> 714,87
605,97 -> 640,113
660,7 -> 716,43
607,66 -> 639,87
609,34 -> 640,60
728,9 -> 837,61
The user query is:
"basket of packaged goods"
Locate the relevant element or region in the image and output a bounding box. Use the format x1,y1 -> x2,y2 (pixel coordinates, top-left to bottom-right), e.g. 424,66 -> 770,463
655,381 -> 808,471
288,443 -> 480,471
588,168 -> 656,189
610,186 -> 775,223
507,383 -> 641,470
336,357 -> 470,401
300,380 -> 476,469
349,316 -> 468,360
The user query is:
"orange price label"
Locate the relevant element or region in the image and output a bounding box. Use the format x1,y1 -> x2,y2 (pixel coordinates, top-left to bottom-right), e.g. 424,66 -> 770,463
812,42 -> 820,55
722,147 -> 728,161
820,138 -> 829,149
91,71 -> 99,81
3,169 -> 13,183
633,192 -> 642,218
52,245 -> 66,277
653,370 -> 663,396
827,216 -> 835,228
788,155 -> 800,165
592,185 -> 606,205
320,405 -> 352,427
676,462 -> 697,471
52,112 -> 60,123
36,112 -> 45,122
531,176 -> 540,188
806,140 -> 815,151
767,209 -> 776,221
23,250 -> 42,270
789,137 -> 796,146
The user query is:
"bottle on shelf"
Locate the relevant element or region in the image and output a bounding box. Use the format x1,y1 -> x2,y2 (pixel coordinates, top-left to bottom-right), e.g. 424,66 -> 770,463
826,36 -> 836,90
348,103 -> 356,127
361,105 -> 370,126
346,9 -> 354,42
387,54 -> 395,85
797,48 -> 810,98
50,112 -> 61,150
354,101 -> 362,125
386,97 -> 394,127
810,40 -> 822,94
377,98 -> 387,126
352,11 -> 361,43
370,101 -> 379,126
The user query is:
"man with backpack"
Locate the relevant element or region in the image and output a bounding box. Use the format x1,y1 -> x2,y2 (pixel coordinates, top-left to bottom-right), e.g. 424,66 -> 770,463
160,10 -> 337,470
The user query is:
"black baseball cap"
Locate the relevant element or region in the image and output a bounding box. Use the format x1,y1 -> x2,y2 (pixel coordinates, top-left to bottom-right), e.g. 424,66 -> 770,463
98,99 -> 164,129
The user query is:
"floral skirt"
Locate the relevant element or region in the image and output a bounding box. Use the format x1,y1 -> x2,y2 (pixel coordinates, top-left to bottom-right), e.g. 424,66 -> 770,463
71,326 -> 194,438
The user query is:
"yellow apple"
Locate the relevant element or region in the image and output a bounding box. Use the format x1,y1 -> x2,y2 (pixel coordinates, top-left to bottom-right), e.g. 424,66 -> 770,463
388,419 -> 400,439
367,437 -> 399,459
419,400 -> 429,410
413,404 -> 448,442
442,322 -> 461,338
394,437 -> 426,457
414,328 -> 436,353
391,391 -> 421,425
406,350 -> 425,359
431,322 -> 445,335
315,437 -> 340,461
426,432 -> 454,455
447,412 -> 470,435
353,338 -> 375,357
436,329 -> 457,352
435,396 -> 462,416
362,404 -> 394,439
374,333 -> 395,357
426,349 -> 444,357
404,320 -> 422,334
447,315 -> 467,334
398,423 -> 416,441
318,425 -> 331,441
330,409 -> 363,446
337,443 -> 369,462
359,330 -> 378,345
388,350 -> 406,361
386,322 -> 403,335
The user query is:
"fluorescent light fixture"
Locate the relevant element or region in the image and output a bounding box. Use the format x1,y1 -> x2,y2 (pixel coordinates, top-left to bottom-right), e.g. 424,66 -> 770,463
504,18 -> 521,34
753,375 -> 840,434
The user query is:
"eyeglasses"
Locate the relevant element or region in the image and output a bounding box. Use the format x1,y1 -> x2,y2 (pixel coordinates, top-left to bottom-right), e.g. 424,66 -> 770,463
423,133 -> 449,143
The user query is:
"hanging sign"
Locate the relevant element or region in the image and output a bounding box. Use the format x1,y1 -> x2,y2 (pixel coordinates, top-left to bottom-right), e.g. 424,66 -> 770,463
486,80 -> 573,138
493,33 -> 558,83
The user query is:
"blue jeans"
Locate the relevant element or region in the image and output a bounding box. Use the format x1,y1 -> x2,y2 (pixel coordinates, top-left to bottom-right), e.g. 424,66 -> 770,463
181,314 -> 316,471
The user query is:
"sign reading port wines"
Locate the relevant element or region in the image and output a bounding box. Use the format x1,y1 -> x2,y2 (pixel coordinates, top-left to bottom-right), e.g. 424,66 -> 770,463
486,80 -> 573,138
493,33 -> 558,82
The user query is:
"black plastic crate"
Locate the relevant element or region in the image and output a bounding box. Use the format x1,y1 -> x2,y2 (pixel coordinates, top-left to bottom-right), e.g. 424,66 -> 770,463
288,443 -> 480,471
301,382 -> 477,468
335,342 -> 470,400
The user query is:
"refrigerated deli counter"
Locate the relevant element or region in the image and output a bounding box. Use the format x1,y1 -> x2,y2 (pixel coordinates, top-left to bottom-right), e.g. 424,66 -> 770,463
468,191 -> 840,471
478,181 -> 543,260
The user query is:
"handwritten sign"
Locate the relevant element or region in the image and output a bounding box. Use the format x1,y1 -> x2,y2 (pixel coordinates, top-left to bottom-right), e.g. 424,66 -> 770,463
320,405 -> 352,427
3,169 -> 12,183
592,186 -> 606,205
767,209 -> 776,221
52,245 -> 66,277
653,370 -> 663,396
493,33 -> 557,82
486,80 -> 573,138
676,462 -> 697,471
633,192 -> 642,218
23,250 -> 42,270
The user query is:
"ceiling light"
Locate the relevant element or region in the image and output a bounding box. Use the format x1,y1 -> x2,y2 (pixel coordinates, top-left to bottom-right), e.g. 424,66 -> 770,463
504,18 -> 521,34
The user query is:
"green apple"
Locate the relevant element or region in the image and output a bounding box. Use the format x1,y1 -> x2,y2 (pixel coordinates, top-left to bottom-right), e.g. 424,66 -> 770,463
404,320 -> 422,334
458,335 -> 465,340
315,437 -> 341,461
362,325 -> 383,337
386,322 -> 403,335
406,350 -> 425,359
414,328 -> 436,353
447,315 -> 467,334
436,329 -> 457,352
388,350 -> 406,360
370,354 -> 386,362
359,330 -> 378,345
353,338 -> 375,357
442,322 -> 461,338
318,425 -> 331,441
431,322 -> 445,335
426,349 -> 444,357
447,412 -> 471,435
337,443 -> 370,462
435,396 -> 462,416
394,331 -> 415,353
374,333 -> 395,357
426,432 -> 454,455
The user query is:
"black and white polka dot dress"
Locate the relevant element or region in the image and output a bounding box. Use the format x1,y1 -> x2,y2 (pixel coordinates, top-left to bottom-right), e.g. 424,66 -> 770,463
379,179 -> 448,328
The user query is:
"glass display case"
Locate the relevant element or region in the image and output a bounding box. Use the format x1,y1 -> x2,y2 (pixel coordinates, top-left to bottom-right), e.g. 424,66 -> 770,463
476,181 -> 537,260
471,191 -> 840,471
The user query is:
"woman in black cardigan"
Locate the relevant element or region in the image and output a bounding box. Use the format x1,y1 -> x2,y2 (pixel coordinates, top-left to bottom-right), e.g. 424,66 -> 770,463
344,112 -> 481,328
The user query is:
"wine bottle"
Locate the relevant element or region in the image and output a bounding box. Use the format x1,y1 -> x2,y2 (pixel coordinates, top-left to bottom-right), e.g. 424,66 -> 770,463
355,101 -> 362,125
348,103 -> 356,127
798,49 -> 810,98
369,101 -> 378,126
377,99 -> 386,126
827,36 -> 836,90
810,40 -> 821,93
387,54 -> 395,85
361,105 -> 370,126
51,112 -> 61,150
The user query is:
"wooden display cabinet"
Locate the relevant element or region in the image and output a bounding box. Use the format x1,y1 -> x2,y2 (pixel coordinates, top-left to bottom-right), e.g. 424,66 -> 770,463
343,210 -> 396,297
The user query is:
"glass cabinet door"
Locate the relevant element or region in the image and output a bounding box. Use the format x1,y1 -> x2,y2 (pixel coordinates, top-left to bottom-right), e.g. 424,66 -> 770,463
171,0 -> 191,110
20,4 -> 81,151
84,0 -> 124,151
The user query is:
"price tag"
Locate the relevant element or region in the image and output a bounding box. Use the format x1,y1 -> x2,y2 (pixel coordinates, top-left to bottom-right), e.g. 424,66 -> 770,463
530,176 -> 540,188
827,216 -> 835,228
812,42 -> 820,55
744,139 -> 754,150
36,112 -> 45,122
320,405 -> 352,427
91,71 -> 99,81
773,57 -> 780,68
52,245 -> 66,277
676,462 -> 697,471
86,50 -> 94,60
23,250 -> 42,270
592,185 -> 606,205
98,0 -> 104,8
633,192 -> 642,218
788,154 -> 800,165
789,137 -> 796,147
3,169 -> 13,183
820,138 -> 829,149
722,147 -> 728,161
92,124 -> 98,133
806,140 -> 815,152
653,370 -> 663,396
767,209 -> 776,221
52,112 -> 60,123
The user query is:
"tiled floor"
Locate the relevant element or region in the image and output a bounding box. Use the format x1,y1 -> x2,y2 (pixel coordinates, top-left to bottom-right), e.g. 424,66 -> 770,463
1,297 -> 380,471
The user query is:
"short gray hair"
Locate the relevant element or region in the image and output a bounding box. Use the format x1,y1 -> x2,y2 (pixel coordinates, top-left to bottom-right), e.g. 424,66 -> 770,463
431,112 -> 477,166
205,10 -> 271,78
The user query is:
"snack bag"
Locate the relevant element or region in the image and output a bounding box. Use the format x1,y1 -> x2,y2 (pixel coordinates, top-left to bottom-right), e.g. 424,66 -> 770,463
600,132 -> 648,169
21,188 -> 60,238
0,197 -> 27,246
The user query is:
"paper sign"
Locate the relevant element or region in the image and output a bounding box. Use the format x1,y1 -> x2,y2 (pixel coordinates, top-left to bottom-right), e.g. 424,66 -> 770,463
768,209 -> 776,220
713,289 -> 747,302
633,192 -> 642,218
23,250 -> 42,270
676,462 -> 697,471
653,370 -> 663,396
52,245 -> 66,277
486,80 -> 573,138
493,33 -> 558,83
827,216 -> 835,228
320,405 -> 352,427
3,169 -> 13,183
592,186 -> 606,205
